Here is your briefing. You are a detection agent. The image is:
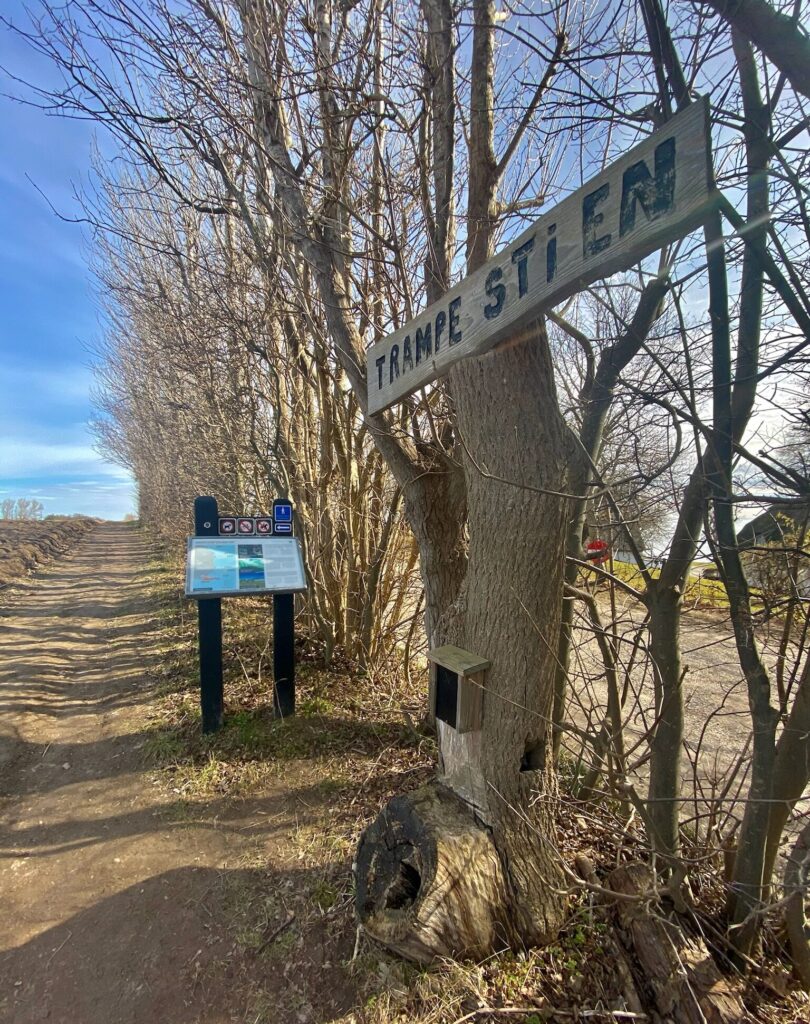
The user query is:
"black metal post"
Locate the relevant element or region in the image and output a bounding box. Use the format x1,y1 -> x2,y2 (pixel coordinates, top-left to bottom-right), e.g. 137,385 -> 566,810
194,496 -> 224,733
273,592 -> 295,718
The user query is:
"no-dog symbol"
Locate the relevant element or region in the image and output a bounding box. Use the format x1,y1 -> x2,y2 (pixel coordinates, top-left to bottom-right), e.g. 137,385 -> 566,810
218,517 -> 236,535
237,517 -> 255,535
255,518 -> 273,535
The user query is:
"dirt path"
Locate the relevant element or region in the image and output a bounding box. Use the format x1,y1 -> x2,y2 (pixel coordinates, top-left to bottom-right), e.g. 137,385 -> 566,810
0,523 -> 353,1024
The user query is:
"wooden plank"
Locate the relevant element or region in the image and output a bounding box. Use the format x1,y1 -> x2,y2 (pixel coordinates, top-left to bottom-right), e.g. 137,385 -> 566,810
367,99 -> 714,414
457,670 -> 484,733
428,644 -> 491,677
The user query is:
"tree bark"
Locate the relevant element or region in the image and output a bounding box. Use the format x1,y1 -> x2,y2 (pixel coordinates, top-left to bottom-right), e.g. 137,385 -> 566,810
444,319 -> 577,943
611,863 -> 750,1023
355,784 -> 518,962
645,584 -> 686,861
763,657 -> 810,889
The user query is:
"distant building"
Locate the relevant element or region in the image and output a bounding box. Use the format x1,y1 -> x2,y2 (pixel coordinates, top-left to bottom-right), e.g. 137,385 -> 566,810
737,502 -> 810,599
737,501 -> 810,548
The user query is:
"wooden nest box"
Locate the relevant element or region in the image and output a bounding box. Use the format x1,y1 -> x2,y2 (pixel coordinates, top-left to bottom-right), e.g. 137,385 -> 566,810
428,645 -> 490,734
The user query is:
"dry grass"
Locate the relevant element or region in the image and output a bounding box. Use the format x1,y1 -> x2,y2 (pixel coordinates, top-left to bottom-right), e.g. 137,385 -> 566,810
604,558 -> 766,613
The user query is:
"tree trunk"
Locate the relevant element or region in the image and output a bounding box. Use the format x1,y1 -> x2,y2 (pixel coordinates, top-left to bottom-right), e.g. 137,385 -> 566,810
764,657 -> 810,888
700,0 -> 810,100
356,324 -> 579,959
645,584 -> 685,860
442,320 -> 578,944
404,468 -> 468,646
784,822 -> 810,990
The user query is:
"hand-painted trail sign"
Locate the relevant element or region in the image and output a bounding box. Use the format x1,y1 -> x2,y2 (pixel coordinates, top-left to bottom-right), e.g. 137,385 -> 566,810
366,99 -> 713,414
190,496 -> 305,733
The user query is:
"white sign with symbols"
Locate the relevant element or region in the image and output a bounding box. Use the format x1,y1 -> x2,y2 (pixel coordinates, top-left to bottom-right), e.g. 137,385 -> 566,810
185,536 -> 308,599
366,100 -> 713,414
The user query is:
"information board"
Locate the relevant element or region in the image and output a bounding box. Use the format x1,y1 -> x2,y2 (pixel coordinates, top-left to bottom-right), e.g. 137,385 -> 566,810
185,536 -> 308,599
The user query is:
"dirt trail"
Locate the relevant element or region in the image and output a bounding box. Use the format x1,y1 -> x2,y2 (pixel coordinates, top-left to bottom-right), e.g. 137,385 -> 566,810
0,523 -> 343,1024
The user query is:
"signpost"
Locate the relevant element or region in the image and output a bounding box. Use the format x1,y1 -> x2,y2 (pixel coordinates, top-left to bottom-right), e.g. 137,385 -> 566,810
188,496 -> 307,732
194,496 -> 224,733
366,100 -> 713,413
271,499 -> 296,715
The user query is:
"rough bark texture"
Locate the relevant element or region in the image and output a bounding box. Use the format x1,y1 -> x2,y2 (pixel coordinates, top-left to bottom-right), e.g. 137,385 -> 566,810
784,822 -> 810,990
610,863 -> 750,1023
354,784 -> 517,962
764,657 -> 810,887
444,320 -> 578,944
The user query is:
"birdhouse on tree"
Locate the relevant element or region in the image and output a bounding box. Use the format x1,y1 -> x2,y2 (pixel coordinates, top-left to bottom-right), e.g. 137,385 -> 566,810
428,645 -> 490,734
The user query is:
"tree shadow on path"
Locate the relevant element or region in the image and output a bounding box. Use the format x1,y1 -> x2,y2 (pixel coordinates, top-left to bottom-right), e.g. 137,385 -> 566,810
0,864 -> 362,1024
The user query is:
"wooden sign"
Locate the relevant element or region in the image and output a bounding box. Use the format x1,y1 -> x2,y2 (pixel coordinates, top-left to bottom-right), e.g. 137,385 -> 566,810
366,99 -> 713,414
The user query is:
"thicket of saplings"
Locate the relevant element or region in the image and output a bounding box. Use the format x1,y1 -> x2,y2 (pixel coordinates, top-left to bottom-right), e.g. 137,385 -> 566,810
0,498 -> 46,521
11,0 -> 810,1010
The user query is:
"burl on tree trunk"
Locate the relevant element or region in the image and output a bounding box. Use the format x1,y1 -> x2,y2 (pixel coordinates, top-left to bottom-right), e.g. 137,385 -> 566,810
354,784 -> 520,963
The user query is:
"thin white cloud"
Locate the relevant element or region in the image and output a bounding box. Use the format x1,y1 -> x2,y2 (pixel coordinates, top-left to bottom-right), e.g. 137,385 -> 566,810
0,364 -> 93,405
0,438 -> 129,479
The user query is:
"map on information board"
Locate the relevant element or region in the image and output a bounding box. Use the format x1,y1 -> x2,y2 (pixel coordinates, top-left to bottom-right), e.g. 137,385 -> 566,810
185,536 -> 308,599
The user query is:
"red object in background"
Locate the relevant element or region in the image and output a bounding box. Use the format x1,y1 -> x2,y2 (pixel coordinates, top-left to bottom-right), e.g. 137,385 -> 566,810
585,538 -> 610,564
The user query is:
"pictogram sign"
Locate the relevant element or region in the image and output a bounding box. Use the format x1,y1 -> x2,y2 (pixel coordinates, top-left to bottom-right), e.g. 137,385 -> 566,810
191,496 -> 303,732
273,499 -> 293,535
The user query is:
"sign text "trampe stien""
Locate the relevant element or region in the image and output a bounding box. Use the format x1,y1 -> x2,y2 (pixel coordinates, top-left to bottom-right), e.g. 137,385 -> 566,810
366,99 -> 713,414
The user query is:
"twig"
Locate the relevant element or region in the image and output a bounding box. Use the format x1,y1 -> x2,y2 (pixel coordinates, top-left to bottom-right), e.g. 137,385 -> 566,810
45,930 -> 72,967
451,1008 -> 648,1023
351,924 -> 363,961
254,912 -> 295,955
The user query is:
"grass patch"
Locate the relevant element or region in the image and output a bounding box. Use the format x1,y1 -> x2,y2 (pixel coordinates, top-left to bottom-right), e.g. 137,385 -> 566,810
591,558 -> 765,612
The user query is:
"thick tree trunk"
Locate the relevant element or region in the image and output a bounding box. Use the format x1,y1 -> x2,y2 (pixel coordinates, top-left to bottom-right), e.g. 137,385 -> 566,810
403,468 -> 468,646
441,321 -> 579,944
356,325 -> 579,958
764,658 -> 810,888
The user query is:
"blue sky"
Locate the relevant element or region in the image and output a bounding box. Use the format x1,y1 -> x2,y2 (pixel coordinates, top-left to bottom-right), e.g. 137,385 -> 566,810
0,8 -> 135,520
